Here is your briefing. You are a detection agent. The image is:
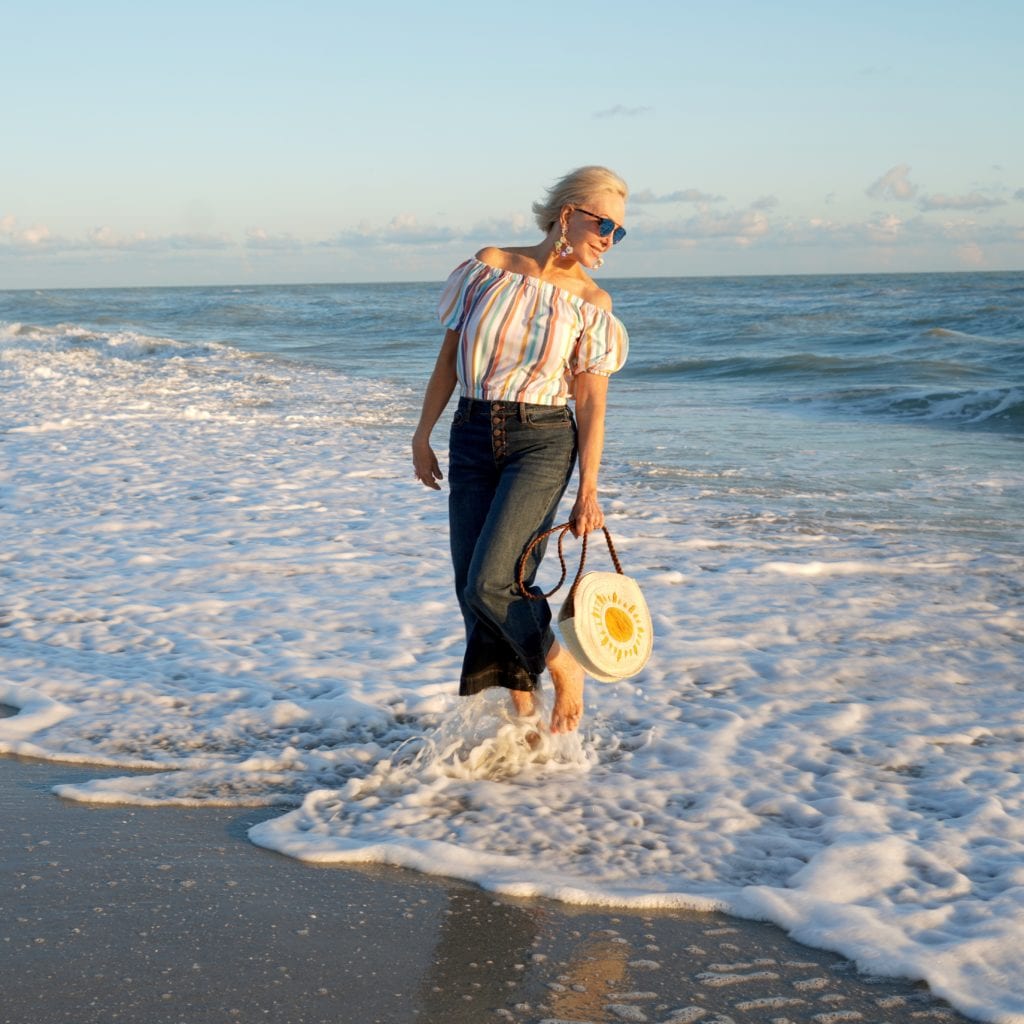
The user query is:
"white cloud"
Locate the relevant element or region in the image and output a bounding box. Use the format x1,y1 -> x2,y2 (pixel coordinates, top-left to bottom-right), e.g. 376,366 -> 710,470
768,211 -> 1023,253
24,225 -> 52,245
632,188 -> 723,205
594,104 -> 652,118
646,207 -> 771,246
865,213 -> 904,241
866,164 -> 919,201
0,216 -> 54,246
98,231 -> 232,252
318,212 -> 542,251
5,192 -> 1022,285
632,199 -> 1015,256
322,213 -> 458,249
245,227 -> 304,250
1,220 -> 230,254
89,226 -> 116,246
461,215 -> 537,244
919,192 -> 1006,212
957,243 -> 985,266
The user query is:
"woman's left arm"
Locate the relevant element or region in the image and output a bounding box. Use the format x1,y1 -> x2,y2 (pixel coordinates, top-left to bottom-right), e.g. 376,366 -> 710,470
569,371 -> 610,537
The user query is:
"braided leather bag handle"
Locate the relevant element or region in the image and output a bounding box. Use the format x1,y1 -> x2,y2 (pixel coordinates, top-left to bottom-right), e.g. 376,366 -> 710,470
516,523 -> 625,608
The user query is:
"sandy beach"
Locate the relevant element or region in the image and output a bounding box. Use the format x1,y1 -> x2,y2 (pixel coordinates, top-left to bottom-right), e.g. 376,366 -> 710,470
2,754 -> 967,1024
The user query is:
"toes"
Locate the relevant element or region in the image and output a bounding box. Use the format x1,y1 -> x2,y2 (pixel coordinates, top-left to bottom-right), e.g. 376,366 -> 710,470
550,703 -> 582,733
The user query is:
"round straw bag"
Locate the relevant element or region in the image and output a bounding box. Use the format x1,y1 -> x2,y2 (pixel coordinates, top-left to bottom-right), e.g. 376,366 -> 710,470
518,523 -> 653,683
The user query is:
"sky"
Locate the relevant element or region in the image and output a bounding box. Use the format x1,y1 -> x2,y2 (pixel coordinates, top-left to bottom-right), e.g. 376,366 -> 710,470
3,0 -> 1023,289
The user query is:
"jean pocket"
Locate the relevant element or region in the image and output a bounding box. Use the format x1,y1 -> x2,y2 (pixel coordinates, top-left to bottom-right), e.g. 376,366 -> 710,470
452,408 -> 466,428
525,406 -> 571,428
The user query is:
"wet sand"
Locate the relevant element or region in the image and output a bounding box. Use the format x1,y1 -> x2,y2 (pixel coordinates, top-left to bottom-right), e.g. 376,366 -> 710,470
2,755 -> 968,1024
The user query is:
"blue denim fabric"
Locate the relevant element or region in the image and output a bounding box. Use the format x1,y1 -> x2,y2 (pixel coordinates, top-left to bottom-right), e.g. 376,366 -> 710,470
448,397 -> 577,695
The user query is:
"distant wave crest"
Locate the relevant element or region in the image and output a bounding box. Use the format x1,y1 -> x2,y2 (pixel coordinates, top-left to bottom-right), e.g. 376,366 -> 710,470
819,385 -> 1024,434
0,319 -> 227,364
624,351 -> 1001,386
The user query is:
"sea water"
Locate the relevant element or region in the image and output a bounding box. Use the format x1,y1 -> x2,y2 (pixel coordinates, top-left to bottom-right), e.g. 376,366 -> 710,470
1,272 -> 1022,1022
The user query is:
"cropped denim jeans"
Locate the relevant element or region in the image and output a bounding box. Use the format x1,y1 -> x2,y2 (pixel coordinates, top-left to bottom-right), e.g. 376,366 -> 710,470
448,397 -> 577,695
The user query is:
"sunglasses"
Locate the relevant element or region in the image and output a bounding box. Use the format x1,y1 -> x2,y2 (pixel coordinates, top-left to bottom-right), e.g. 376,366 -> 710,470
575,207 -> 627,245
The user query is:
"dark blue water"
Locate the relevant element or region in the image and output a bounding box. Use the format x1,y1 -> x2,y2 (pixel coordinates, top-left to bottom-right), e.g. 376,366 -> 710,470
5,272 -> 1021,434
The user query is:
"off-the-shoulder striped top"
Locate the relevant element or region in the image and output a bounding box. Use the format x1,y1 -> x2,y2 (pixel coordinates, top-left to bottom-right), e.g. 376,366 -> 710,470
437,257 -> 629,406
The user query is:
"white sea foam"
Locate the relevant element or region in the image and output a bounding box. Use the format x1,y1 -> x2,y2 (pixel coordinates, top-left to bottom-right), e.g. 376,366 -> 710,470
2,321 -> 1024,1023
0,683 -> 74,741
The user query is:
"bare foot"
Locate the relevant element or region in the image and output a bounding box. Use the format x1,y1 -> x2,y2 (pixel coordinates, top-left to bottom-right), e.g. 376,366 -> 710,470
509,689 -> 541,748
546,639 -> 585,733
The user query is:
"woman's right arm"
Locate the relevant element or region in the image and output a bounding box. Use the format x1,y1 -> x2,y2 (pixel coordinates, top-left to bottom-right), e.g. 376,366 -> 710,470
412,329 -> 460,490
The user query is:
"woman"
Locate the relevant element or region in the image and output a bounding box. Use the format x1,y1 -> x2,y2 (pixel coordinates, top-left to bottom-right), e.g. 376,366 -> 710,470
412,166 -> 630,735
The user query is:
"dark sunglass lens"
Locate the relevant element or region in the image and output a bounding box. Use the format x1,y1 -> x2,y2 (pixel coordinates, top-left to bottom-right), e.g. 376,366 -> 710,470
581,209 -> 625,244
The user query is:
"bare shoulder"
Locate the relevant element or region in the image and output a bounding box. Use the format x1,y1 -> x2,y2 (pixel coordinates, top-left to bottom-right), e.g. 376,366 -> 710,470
582,280 -> 614,313
475,246 -> 540,275
475,246 -> 516,270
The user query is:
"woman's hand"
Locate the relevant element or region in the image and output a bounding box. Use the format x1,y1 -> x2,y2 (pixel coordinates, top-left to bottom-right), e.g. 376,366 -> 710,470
412,330 -> 459,491
412,434 -> 443,490
569,491 -> 604,537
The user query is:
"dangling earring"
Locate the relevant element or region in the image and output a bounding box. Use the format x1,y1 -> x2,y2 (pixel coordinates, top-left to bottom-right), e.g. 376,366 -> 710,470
554,224 -> 573,258
593,256 -> 604,269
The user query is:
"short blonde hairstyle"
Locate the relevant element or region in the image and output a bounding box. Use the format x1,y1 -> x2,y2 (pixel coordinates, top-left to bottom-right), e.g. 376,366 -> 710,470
532,166 -> 629,234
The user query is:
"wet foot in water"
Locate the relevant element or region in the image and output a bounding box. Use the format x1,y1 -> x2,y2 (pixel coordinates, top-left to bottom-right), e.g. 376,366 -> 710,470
546,639 -> 584,733
510,689 -> 535,717
509,689 -> 541,748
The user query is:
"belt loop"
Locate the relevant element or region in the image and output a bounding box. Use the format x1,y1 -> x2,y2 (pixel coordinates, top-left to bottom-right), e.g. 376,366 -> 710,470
518,402 -> 527,422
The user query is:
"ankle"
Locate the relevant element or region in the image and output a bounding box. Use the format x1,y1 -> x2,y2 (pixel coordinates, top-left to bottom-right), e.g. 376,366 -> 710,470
510,690 -> 536,716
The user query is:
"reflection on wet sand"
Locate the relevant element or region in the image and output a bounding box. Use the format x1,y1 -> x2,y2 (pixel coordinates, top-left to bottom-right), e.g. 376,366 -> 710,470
418,887 -> 543,1022
543,930 -> 633,1020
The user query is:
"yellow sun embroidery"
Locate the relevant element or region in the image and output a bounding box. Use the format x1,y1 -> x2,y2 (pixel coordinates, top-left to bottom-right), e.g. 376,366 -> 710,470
591,591 -> 647,662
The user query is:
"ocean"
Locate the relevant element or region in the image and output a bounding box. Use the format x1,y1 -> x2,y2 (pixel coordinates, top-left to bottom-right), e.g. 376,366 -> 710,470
2,271 -> 1022,1022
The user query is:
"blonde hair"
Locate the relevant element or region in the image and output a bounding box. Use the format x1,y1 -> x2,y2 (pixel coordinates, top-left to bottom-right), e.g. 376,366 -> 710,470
532,166 -> 629,234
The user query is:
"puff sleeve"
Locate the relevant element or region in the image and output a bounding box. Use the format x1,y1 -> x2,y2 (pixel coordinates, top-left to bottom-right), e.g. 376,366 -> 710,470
437,259 -> 484,333
571,307 -> 629,378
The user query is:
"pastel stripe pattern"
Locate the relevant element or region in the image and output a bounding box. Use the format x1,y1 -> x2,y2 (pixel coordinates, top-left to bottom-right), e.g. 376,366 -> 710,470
438,258 -> 629,405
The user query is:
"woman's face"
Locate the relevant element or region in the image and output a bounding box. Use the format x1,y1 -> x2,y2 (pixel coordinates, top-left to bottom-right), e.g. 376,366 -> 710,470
563,194 -> 627,269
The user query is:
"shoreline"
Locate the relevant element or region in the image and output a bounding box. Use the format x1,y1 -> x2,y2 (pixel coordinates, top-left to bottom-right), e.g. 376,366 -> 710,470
2,755 -> 967,1024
